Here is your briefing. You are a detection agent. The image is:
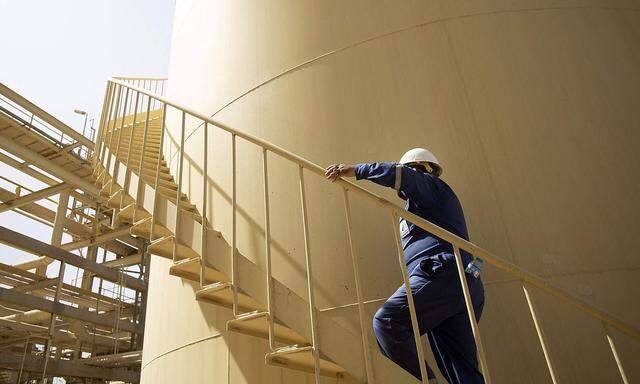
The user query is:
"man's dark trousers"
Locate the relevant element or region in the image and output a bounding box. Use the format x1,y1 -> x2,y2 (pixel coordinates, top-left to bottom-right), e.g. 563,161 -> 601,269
373,254 -> 485,383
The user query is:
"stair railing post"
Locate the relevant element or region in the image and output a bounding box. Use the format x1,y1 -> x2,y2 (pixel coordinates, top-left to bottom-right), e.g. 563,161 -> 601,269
111,86 -> 130,192
262,148 -> 276,350
136,94 -> 152,216
104,84 -> 123,176
121,91 -> 140,211
522,283 -> 559,384
391,211 -> 428,384
200,121 -> 208,288
132,80 -> 139,111
96,82 -> 114,171
230,133 -> 239,317
342,188 -> 375,383
173,110 -> 187,263
298,165 -> 321,384
602,322 -> 629,384
95,82 -> 112,161
101,81 -> 117,159
152,81 -> 159,110
452,246 -> 492,384
150,103 -> 168,242
127,80 -> 134,112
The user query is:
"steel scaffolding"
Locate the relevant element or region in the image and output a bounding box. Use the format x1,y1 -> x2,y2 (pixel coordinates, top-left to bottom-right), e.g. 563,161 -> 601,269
0,82 -> 152,384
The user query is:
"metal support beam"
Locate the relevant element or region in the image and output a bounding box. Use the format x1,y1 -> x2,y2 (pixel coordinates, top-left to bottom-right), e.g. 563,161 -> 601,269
0,288 -> 142,334
82,205 -> 102,292
60,226 -> 132,252
0,318 -> 126,351
11,278 -> 57,293
0,183 -> 69,214
80,350 -> 142,367
0,134 -> 99,196
0,351 -> 139,382
0,226 -> 146,292
42,188 -> 70,381
102,253 -> 144,268
36,189 -> 70,276
0,152 -> 95,208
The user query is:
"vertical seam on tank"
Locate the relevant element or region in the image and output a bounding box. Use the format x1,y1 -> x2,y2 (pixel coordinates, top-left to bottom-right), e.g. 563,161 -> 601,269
439,17 -> 519,264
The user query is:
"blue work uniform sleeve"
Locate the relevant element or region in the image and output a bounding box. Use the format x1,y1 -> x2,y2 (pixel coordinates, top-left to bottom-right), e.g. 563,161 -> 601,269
355,162 -> 438,208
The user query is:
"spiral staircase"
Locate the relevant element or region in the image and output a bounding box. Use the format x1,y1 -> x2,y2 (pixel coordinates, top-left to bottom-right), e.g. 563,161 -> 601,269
90,94 -> 422,383
90,77 -> 639,384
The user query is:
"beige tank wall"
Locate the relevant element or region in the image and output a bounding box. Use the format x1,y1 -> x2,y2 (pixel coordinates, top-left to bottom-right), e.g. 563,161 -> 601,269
141,1 -> 640,383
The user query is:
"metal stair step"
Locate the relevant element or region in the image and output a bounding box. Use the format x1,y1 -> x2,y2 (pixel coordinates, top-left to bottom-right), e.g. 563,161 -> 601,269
147,235 -> 199,261
120,127 -> 161,135
140,168 -> 173,181
226,311 -> 308,346
158,192 -> 197,212
169,257 -> 229,285
115,204 -> 150,224
101,176 -> 193,212
114,147 -> 161,159
117,152 -> 163,164
99,181 -> 115,198
141,175 -> 178,190
130,217 -> 172,240
265,345 -> 346,379
195,282 -> 264,312
106,189 -> 135,209
117,136 -> 161,146
95,168 -> 110,185
119,158 -> 168,171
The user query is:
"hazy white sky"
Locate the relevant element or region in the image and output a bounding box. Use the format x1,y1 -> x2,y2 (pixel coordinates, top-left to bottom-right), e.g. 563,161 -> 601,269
0,0 -> 174,126
0,0 -> 175,274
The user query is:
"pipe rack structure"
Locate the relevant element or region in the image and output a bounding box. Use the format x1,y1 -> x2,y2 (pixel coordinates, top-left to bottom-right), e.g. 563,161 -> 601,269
0,81 -> 164,383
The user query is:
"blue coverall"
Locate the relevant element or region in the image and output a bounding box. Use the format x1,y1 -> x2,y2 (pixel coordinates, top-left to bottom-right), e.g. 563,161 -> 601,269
355,162 -> 485,384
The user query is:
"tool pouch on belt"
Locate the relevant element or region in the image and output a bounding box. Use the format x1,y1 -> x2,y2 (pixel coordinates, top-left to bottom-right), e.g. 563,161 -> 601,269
417,257 -> 444,277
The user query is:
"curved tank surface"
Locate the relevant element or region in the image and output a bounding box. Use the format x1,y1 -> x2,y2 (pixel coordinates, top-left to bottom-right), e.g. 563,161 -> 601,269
140,1 -> 640,383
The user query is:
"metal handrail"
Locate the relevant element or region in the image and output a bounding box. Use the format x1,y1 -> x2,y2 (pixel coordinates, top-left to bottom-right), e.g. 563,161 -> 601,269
0,97 -> 73,146
0,103 -> 91,162
100,77 -> 638,384
0,82 -> 94,151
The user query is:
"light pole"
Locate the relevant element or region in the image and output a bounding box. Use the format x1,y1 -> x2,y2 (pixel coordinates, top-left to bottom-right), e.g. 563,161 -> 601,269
87,117 -> 95,141
73,109 -> 90,158
73,109 -> 88,137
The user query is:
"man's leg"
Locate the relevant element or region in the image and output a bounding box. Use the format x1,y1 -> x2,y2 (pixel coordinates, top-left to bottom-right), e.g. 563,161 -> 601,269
426,280 -> 485,384
373,273 -> 454,381
373,275 -> 430,379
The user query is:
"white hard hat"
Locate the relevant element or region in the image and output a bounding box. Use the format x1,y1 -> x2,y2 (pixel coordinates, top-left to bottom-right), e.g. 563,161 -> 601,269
399,148 -> 442,176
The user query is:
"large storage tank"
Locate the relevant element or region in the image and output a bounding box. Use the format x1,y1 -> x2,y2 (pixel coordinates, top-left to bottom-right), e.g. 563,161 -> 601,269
140,1 -> 640,383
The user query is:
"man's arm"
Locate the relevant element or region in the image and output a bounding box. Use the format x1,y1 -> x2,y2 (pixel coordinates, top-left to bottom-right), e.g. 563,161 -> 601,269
325,162 -> 438,207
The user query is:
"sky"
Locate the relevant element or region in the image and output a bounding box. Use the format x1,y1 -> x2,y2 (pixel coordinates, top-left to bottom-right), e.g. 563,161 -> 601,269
0,1 -> 175,277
